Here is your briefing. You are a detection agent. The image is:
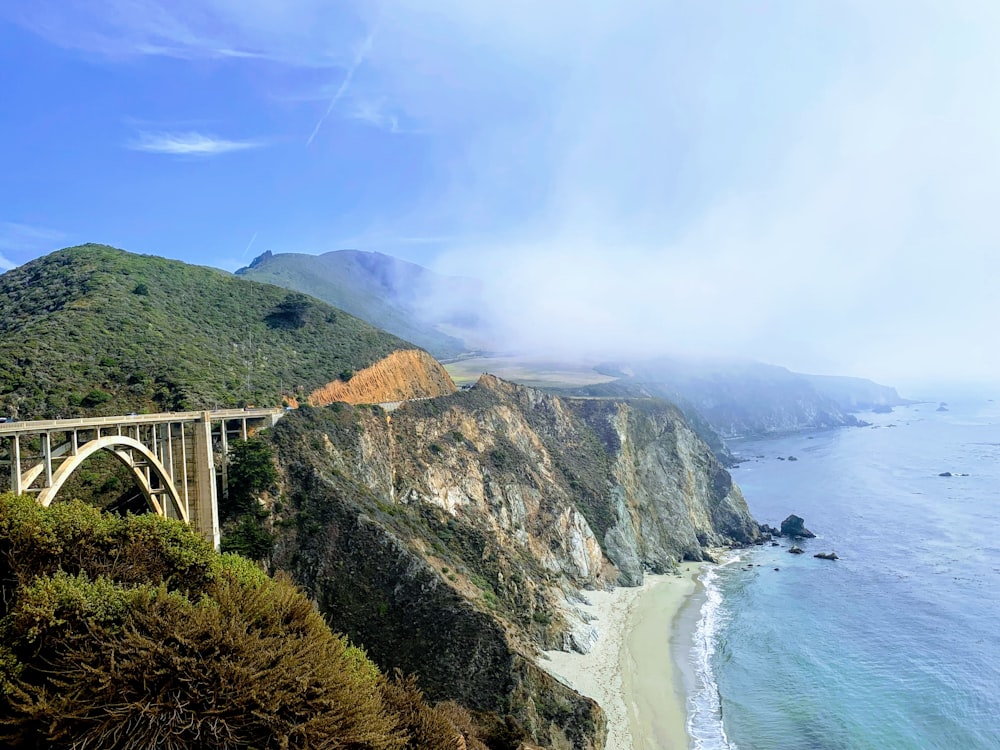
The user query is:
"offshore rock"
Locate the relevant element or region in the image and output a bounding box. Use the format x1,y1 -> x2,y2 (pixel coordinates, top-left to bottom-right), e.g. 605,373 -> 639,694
814,552 -> 839,560
780,514 -> 816,538
788,545 -> 805,554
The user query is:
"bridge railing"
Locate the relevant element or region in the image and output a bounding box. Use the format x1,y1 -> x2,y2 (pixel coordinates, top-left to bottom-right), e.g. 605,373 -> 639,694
0,408 -> 284,435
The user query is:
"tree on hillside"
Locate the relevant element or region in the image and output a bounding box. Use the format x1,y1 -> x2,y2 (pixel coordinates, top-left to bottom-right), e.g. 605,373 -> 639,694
225,438 -> 278,520
266,293 -> 313,329
221,438 -> 278,560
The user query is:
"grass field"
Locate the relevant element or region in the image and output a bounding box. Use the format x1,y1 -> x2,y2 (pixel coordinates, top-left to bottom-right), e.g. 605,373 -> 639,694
444,355 -> 619,389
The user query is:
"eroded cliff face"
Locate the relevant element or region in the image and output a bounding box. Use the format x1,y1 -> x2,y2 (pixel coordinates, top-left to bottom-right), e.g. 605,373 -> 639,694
307,348 -> 456,406
268,375 -> 757,749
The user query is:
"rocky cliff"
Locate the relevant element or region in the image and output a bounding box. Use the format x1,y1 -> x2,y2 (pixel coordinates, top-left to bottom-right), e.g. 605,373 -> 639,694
308,349 -> 457,406
802,373 -> 910,412
580,358 -> 882,440
267,375 -> 757,749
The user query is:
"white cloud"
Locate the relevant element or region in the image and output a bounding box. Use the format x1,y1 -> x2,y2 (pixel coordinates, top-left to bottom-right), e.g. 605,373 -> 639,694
127,131 -> 266,156
4,0 -> 365,67
0,222 -> 67,268
350,99 -> 401,134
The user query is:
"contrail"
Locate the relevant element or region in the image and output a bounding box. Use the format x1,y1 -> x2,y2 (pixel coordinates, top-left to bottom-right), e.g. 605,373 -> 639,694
306,24 -> 378,146
241,231 -> 259,259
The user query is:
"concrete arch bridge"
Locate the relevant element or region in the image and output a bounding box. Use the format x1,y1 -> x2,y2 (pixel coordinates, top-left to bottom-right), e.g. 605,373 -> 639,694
0,408 -> 284,549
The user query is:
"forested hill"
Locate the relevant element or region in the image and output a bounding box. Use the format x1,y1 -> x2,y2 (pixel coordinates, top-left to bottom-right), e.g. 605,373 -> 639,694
0,244 -> 411,419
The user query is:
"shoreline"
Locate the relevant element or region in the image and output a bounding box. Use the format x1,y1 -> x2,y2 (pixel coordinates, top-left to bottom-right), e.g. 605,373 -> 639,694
540,562 -> 704,750
623,564 -> 701,750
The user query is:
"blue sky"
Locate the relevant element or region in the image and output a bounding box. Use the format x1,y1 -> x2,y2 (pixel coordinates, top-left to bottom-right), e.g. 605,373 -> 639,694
2,1 -> 999,385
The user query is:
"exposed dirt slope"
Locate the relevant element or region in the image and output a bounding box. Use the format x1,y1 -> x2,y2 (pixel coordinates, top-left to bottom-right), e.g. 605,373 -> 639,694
308,349 -> 456,406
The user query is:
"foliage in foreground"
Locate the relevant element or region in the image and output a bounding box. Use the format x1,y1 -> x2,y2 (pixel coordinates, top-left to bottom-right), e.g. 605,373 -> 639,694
0,494 -> 486,750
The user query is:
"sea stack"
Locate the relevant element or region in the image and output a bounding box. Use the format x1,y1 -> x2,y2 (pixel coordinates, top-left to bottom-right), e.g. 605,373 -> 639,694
780,514 -> 816,538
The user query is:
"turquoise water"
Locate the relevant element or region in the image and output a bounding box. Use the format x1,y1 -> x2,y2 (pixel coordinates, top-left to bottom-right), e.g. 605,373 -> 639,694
688,398 -> 1000,749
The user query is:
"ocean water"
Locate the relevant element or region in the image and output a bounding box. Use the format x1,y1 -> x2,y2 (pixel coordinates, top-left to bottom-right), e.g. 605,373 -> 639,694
687,397 -> 1000,750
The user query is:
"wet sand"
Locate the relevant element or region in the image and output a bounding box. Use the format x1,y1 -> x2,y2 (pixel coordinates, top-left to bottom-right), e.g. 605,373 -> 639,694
623,564 -> 700,749
540,563 -> 702,750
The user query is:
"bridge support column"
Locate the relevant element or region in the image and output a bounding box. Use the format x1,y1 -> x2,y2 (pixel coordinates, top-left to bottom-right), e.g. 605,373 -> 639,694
191,413 -> 220,551
42,433 -> 52,488
10,435 -> 21,495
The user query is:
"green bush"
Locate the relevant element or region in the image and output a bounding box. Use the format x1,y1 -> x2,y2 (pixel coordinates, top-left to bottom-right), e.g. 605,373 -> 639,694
0,494 -> 215,595
381,672 -> 487,750
80,389 -> 111,408
221,513 -> 275,560
0,494 -> 483,750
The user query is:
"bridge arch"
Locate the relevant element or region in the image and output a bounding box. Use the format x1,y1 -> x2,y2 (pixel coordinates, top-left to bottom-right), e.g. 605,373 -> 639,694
36,435 -> 187,522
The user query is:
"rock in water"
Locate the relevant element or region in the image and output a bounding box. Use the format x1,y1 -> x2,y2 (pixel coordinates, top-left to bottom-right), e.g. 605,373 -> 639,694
939,471 -> 953,477
814,552 -> 839,560
788,545 -> 805,554
780,514 -> 816,538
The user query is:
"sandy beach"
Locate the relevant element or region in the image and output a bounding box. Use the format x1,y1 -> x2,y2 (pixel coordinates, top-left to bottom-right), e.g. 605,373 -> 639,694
541,563 -> 702,750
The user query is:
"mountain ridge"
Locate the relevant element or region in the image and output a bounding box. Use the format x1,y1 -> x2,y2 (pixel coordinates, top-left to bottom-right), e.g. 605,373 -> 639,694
236,249 -> 484,358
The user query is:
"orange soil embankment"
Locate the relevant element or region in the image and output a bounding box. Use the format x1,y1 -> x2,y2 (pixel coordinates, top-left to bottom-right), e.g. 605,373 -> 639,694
308,349 -> 457,406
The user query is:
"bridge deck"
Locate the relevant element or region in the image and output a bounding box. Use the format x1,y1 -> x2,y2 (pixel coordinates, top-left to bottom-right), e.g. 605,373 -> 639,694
0,408 -> 284,435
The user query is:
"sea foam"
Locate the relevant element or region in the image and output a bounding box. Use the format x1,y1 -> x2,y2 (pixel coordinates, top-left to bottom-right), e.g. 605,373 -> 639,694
688,555 -> 741,750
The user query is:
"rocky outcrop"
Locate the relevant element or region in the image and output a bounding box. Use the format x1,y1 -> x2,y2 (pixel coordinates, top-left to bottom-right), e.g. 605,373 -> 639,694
569,397 -> 758,585
308,349 -> 456,406
780,514 -> 815,538
268,375 -> 758,749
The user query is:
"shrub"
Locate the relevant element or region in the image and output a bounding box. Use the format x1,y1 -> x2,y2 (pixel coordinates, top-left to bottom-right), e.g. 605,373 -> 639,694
1,570 -> 404,750
0,493 -> 215,596
0,496 -> 417,749
381,672 -> 487,750
221,513 -> 275,560
79,389 -> 111,408
0,495 -> 489,750
265,293 -> 312,329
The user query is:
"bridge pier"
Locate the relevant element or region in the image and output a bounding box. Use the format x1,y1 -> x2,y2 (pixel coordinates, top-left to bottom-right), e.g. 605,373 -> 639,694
191,413 -> 220,551
9,435 -> 21,495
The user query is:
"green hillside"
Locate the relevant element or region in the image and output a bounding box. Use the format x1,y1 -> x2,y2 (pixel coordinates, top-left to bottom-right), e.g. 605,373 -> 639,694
236,250 -> 476,358
0,244 -> 409,419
